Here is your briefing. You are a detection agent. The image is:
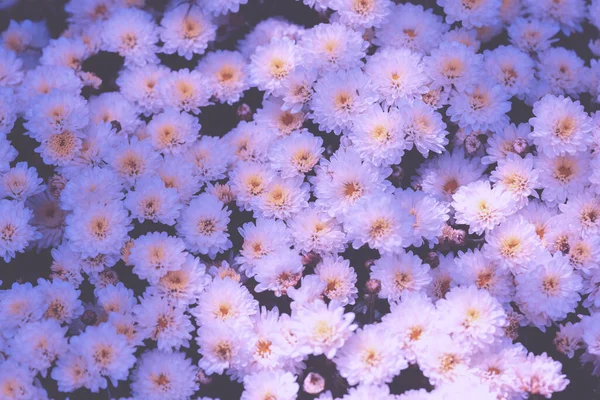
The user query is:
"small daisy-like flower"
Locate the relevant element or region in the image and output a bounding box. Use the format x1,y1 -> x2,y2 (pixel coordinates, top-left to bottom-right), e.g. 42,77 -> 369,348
310,68 -> 377,135
484,216 -> 544,273
524,0 -> 585,35
64,200 -> 131,258
452,180 -> 516,235
516,252 -> 582,330
24,90 -> 88,141
196,321 -> 252,375
514,352 -> 569,398
254,248 -> 304,297
107,138 -> 160,186
342,193 -> 415,253
117,64 -> 168,115
158,68 -> 211,114
236,218 -> 291,277
299,22 -> 368,74
537,47 -> 585,98
255,98 -> 305,137
254,176 -> 310,220
371,251 -> 432,302
375,3 -> 447,54
129,232 -> 187,285
417,334 -> 472,384
70,323 -> 136,390
229,161 -> 277,210
176,193 -> 232,259
536,152 -> 590,204
315,255 -> 358,305
289,205 -> 346,255
225,120 -> 277,163
484,45 -> 535,99
0,162 -> 44,201
334,323 -> 408,385
348,104 -> 406,167
438,0 -> 502,28
447,81 -> 511,134
401,100 -> 449,156
194,277 -> 258,328
159,4 -> 216,60
508,18 -> 559,54
396,188 -> 450,247
134,294 -> 194,351
250,37 -> 298,95
199,0 -> 249,16
418,148 -> 485,202
130,350 -> 199,400
453,249 -> 514,304
0,48 -> 23,86
241,370 -> 299,400
151,254 -> 208,307
185,136 -> 233,184
0,200 -> 39,262
200,50 -> 249,105
365,47 -> 430,106
292,299 -> 357,358
88,91 -> 139,134
101,8 -> 159,67
529,94 -> 592,156
146,109 -> 200,155
124,176 -> 182,225
425,42 -> 483,91
329,0 -> 392,29
437,285 -> 506,351
276,67 -> 317,113
558,193 -> 600,237
269,130 -> 324,177
482,122 -> 531,165
490,153 -> 541,207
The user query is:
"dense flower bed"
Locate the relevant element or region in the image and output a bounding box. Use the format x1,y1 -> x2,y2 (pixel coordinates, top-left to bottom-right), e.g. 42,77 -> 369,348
1,0 -> 600,399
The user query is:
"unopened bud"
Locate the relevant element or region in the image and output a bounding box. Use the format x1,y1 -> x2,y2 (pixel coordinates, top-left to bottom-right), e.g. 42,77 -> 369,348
237,103 -> 253,121
465,134 -> 481,154
512,138 -> 528,155
425,252 -> 439,268
365,279 -> 382,295
452,228 -> 467,246
82,310 -> 98,326
48,174 -> 67,198
303,372 -> 325,395
302,252 -> 322,268
196,369 -> 213,385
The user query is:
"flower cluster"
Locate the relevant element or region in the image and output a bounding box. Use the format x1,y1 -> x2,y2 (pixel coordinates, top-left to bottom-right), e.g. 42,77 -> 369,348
1,0 -> 600,398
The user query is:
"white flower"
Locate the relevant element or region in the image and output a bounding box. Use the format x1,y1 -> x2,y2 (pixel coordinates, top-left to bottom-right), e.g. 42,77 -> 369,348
131,350 -> 199,400
315,255 -> 357,305
159,4 -> 216,60
438,0 -> 502,28
250,37 -> 298,94
193,277 -> 258,328
371,251 -> 432,302
176,193 -> 232,258
292,299 -> 356,358
129,232 -> 187,285
452,180 -> 516,235
241,370 -> 299,400
334,323 -> 408,385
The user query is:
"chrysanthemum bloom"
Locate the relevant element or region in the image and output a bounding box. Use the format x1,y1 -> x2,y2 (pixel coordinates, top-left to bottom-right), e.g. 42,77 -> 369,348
400,100 -> 449,156
536,152 -> 590,204
314,256 -> 357,305
310,68 -> 378,135
250,37 -> 298,95
101,8 -> 158,67
146,109 -> 200,155
289,205 -> 346,255
425,42 -> 483,91
529,95 -> 592,156
558,193 -> 600,237
375,3 -> 447,54
514,352 -> 569,398
117,64 -> 168,115
342,193 -> 415,254
124,176 -> 182,225
158,68 -> 211,114
129,232 -> 187,284
418,147 -> 485,202
329,0 -> 392,29
490,153 -> 541,208
523,0 -> 585,35
396,188 -> 450,247
299,22 -> 368,74
436,286 -> 507,351
130,350 -> 199,400
515,252 -> 583,330
133,294 -> 194,351
159,4 -> 216,60
370,251 -> 432,302
236,218 -> 291,277
200,50 -> 249,105
438,0 -> 502,28
417,334 -> 472,384
241,370 -> 299,400
254,248 -> 305,296
447,81 -> 511,134
291,299 -> 357,358
193,277 -> 258,327
334,324 -> 408,385
176,193 -> 232,258
268,130 -> 324,177
452,180 -> 516,235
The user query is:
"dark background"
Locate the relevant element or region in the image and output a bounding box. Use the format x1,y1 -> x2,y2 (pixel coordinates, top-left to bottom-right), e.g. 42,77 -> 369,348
1,0 -> 600,399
